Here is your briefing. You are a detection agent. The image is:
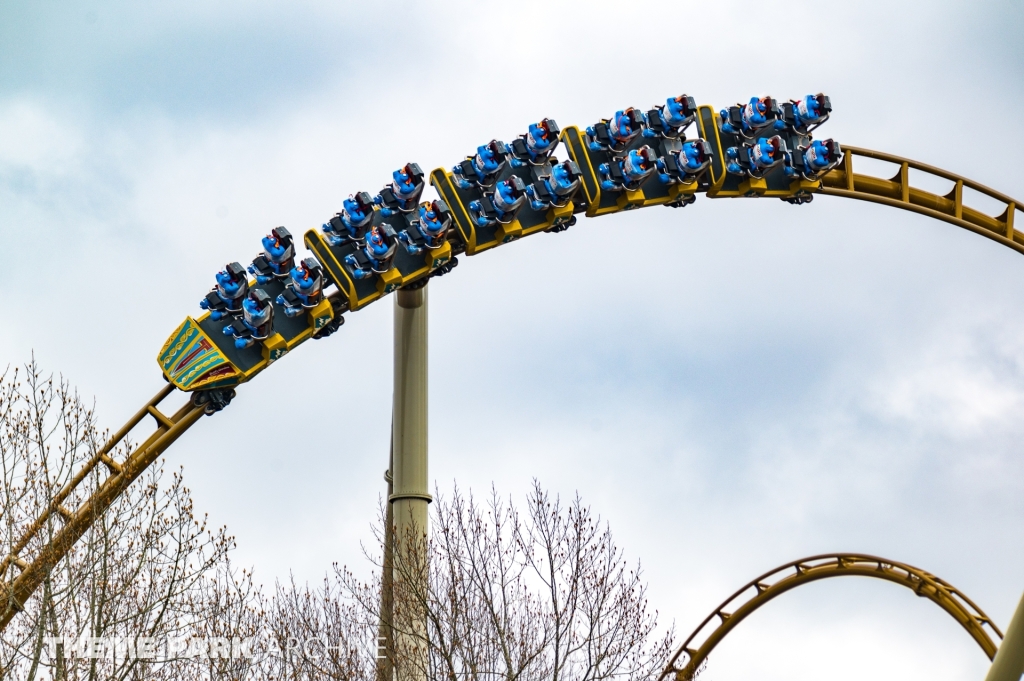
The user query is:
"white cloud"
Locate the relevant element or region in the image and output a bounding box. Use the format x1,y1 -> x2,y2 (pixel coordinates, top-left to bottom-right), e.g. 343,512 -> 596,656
2,2 -> 1023,679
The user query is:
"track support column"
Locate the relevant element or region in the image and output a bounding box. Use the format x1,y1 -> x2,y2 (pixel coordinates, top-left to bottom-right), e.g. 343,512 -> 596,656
390,284 -> 431,681
985,591 -> 1024,681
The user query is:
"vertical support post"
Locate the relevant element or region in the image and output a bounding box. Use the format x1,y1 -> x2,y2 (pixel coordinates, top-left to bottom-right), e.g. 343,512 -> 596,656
843,149 -> 855,192
390,284 -> 431,681
985,592 -> 1024,681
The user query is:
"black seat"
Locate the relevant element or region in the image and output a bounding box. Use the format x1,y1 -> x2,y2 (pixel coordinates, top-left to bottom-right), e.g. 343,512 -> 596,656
727,106 -> 743,129
459,159 -> 480,182
662,153 -> 682,177
351,250 -> 371,268
280,288 -> 301,306
511,138 -> 529,158
204,290 -> 228,311
377,187 -> 399,212
229,317 -> 250,337
476,196 -> 497,219
532,179 -> 554,202
646,108 -> 665,135
607,161 -> 625,183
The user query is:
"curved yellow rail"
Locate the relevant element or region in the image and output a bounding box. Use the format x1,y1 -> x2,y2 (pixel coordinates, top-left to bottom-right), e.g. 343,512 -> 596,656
820,146 -> 1021,255
1,136 -> 1020,637
0,385 -> 203,630
657,553 -> 1003,681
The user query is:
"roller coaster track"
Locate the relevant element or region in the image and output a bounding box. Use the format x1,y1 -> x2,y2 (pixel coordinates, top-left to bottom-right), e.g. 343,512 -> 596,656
1,97 -> 1021,638
822,146 -> 1021,255
657,553 -> 1004,681
0,385 -> 202,629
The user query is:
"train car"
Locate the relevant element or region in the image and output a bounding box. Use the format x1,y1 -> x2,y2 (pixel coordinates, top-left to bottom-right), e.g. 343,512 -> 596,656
559,99 -> 713,217
158,267 -> 337,393
430,121 -> 580,256
698,95 -> 839,202
305,201 -> 453,312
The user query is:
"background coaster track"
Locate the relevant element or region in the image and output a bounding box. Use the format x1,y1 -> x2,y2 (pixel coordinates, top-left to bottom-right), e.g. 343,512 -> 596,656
657,553 -> 1003,681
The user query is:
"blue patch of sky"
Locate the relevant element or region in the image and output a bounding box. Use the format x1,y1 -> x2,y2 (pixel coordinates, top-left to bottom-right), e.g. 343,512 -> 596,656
0,2 -> 410,122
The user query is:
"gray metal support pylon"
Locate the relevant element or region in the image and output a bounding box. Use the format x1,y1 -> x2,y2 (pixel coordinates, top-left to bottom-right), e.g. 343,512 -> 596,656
985,592 -> 1024,681
389,284 -> 430,681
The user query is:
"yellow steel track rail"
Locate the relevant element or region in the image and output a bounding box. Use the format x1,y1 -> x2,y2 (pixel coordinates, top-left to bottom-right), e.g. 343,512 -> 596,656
0,385 -> 203,630
2,142 -> 1021,640
820,146 -> 1022,254
657,553 -> 1003,681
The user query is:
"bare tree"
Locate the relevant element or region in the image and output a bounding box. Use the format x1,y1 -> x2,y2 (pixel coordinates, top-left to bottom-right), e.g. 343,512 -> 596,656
1,360 -> 674,681
0,360 -> 257,680
257,573 -> 376,680
185,562 -> 268,681
334,481 -> 675,681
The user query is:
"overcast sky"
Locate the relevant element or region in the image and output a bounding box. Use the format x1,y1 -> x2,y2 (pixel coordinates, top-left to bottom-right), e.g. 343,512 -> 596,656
2,1 -> 1024,679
